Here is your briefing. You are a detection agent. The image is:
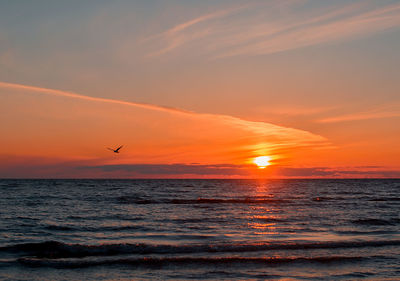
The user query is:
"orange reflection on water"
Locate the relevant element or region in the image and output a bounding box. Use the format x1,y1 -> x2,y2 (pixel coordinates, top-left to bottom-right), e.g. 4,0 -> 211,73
243,180 -> 291,235
247,211 -> 281,235
247,222 -> 279,235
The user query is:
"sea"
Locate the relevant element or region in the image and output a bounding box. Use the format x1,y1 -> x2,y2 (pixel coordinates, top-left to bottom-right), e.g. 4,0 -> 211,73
0,179 -> 399,280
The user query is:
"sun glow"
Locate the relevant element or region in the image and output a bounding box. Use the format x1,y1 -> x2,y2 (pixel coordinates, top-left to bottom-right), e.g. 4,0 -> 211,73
253,156 -> 271,169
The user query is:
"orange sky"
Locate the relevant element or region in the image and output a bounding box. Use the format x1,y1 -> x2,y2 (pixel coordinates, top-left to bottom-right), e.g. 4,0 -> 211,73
0,1 -> 399,178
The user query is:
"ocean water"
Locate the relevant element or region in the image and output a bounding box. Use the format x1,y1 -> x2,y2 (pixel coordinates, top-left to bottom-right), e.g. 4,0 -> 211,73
0,179 -> 399,280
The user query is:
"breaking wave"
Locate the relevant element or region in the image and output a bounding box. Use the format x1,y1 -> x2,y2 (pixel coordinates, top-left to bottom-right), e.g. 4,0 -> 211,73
16,255 -> 367,268
1,240 -> 399,259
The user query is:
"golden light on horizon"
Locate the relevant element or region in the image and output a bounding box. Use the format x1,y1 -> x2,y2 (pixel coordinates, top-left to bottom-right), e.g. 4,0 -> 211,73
253,156 -> 272,169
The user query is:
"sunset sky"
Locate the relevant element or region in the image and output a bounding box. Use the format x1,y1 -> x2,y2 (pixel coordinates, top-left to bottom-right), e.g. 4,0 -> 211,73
1,0 -> 399,178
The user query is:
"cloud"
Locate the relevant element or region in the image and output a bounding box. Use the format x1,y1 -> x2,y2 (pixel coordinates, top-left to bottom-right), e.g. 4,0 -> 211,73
277,166 -> 400,178
144,1 -> 400,59
277,167 -> 335,177
317,111 -> 400,123
316,104 -> 400,123
1,154 -> 398,178
143,3 -> 254,57
0,81 -> 191,115
0,80 -> 328,153
80,163 -> 249,176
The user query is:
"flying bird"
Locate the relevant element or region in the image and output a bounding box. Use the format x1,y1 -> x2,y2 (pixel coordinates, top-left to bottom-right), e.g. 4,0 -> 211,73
107,145 -> 123,153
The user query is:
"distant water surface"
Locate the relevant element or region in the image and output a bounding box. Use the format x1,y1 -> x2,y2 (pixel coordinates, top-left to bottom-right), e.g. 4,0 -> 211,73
0,179 -> 399,280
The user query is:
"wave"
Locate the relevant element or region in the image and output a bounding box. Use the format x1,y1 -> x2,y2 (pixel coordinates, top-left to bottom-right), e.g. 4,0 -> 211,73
2,240 -> 399,259
351,218 -> 399,226
116,197 -> 288,205
253,217 -> 286,223
16,255 -> 366,268
169,217 -> 227,224
311,196 -> 346,202
43,224 -> 147,232
368,197 -> 400,202
312,196 -> 400,202
335,230 -> 398,235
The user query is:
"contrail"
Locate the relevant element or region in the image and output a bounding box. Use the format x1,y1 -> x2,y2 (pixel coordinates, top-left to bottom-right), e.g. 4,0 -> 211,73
0,80 -> 328,145
0,81 -> 193,115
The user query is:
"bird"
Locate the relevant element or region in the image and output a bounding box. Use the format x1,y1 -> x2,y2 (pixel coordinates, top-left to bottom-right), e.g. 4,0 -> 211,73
107,145 -> 123,153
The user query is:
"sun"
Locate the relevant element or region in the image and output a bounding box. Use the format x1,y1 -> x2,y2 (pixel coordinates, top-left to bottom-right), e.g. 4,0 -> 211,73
253,156 -> 271,169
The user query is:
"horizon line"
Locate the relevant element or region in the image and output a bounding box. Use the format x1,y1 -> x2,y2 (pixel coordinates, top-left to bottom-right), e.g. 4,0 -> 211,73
1,177 -> 399,180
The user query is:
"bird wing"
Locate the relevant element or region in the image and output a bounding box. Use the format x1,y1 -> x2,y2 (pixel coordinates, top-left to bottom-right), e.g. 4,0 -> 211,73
107,147 -> 114,151
115,145 -> 123,152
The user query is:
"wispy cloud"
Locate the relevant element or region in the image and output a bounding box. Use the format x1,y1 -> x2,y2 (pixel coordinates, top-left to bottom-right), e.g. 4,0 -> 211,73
143,4 -> 252,57
317,104 -> 400,123
144,1 -> 400,59
0,80 -> 328,153
0,81 -> 192,115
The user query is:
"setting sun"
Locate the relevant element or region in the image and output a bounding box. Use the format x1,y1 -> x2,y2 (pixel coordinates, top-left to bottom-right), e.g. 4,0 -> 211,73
253,156 -> 272,169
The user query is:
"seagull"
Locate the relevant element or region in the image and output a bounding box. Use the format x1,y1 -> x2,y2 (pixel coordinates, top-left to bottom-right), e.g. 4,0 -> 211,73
107,145 -> 123,153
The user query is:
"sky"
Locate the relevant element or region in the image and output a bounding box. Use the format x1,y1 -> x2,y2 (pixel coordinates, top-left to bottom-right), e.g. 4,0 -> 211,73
1,0 -> 399,178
